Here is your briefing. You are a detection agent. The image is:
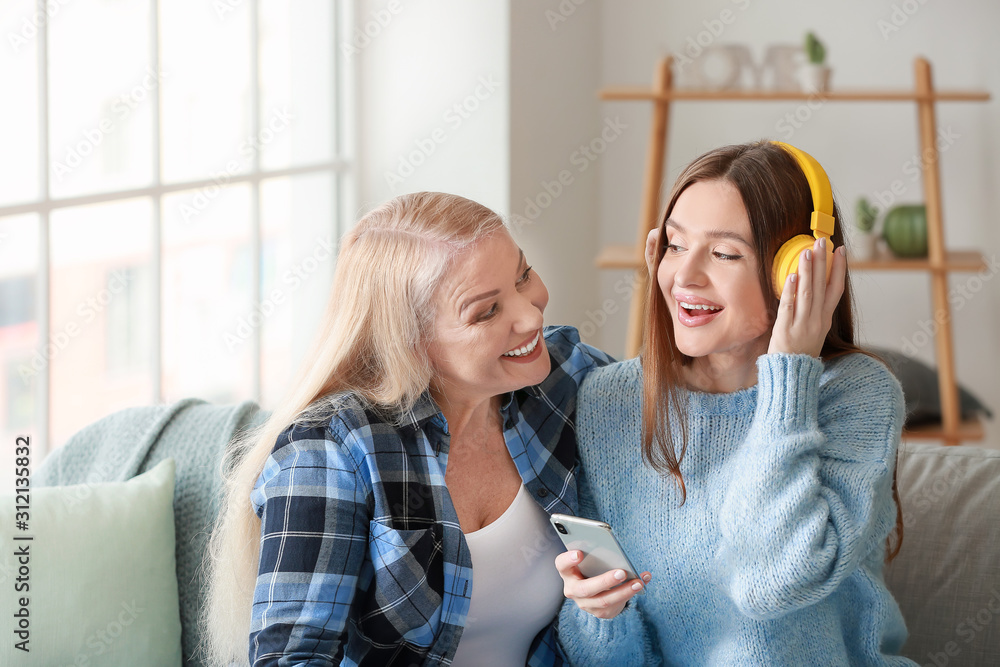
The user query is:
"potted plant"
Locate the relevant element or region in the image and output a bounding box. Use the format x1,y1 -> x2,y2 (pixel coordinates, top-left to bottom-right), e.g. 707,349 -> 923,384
853,197 -> 879,261
800,31 -> 831,93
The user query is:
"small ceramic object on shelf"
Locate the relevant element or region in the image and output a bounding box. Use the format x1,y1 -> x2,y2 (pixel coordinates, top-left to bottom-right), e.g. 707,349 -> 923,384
799,31 -> 831,93
852,198 -> 929,259
883,204 -> 928,258
852,197 -> 879,261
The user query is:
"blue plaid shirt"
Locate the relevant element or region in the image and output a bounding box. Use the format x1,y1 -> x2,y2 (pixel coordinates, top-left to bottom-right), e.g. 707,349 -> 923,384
249,326 -> 614,666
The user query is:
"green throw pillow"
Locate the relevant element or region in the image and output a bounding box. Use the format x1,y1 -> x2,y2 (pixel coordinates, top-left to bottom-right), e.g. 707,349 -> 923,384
0,458 -> 182,666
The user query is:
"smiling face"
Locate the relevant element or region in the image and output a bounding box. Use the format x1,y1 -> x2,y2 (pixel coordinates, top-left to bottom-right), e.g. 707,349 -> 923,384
427,231 -> 550,408
657,179 -> 772,368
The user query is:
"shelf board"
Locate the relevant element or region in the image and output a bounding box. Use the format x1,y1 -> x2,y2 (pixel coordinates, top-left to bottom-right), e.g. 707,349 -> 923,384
902,417 -> 985,443
600,245 -> 988,273
596,244 -> 644,269
599,87 -> 991,103
850,250 -> 987,272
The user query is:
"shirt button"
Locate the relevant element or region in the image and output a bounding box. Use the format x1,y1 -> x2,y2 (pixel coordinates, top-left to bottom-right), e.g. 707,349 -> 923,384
536,488 -> 549,498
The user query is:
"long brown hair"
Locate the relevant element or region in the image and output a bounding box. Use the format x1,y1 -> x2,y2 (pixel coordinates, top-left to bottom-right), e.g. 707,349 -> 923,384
640,140 -> 903,562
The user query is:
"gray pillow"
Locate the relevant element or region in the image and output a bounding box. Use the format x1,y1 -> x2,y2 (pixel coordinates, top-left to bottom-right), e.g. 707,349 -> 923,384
867,347 -> 993,426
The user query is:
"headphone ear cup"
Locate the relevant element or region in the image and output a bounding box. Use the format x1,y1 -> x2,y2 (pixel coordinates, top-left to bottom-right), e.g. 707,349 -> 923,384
771,234 -> 816,295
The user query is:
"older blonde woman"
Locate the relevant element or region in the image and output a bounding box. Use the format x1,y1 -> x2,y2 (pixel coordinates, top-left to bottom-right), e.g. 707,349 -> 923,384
205,192 -> 614,666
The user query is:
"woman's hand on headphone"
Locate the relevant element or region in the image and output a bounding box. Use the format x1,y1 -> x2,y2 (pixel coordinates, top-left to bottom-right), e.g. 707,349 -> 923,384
768,236 -> 847,358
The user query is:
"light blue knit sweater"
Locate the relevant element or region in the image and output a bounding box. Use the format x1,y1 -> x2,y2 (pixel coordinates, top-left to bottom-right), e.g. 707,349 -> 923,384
557,353 -> 918,666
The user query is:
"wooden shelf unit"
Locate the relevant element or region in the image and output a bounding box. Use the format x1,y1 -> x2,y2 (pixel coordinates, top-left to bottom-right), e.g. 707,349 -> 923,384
600,88 -> 990,103
598,56 -> 991,446
850,250 -> 987,273
903,418 -> 985,442
600,246 -> 989,273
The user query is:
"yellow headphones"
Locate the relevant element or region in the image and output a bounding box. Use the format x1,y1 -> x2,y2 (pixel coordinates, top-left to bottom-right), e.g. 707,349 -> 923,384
770,141 -> 836,295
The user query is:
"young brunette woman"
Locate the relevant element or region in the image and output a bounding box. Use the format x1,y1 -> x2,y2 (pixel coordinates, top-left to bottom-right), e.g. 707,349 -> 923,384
555,141 -> 916,666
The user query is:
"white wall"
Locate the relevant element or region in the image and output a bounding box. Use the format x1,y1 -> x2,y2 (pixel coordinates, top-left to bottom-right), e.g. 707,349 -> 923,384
357,0 -> 510,214
596,0 -> 1000,448
508,0 -> 603,336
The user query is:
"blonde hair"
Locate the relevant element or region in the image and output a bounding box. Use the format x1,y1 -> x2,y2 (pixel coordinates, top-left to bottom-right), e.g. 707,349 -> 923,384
202,192 -> 507,665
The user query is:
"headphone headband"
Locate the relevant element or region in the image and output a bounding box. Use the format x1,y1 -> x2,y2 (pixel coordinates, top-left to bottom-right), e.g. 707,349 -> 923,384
771,141 -> 835,239
768,140 -> 837,294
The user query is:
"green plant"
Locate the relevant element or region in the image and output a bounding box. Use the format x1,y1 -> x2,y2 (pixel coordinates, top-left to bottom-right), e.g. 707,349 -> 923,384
805,32 -> 826,65
855,197 -> 878,233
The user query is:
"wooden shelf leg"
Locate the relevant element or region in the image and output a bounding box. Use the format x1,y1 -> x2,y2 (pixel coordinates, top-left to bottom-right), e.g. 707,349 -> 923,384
915,57 -> 962,445
625,56 -> 673,358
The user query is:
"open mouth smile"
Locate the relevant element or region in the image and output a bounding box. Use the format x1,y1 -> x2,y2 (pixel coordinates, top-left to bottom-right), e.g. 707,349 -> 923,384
675,296 -> 724,327
502,331 -> 541,358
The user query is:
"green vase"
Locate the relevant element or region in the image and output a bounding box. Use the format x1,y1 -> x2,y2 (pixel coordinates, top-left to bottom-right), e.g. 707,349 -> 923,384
882,205 -> 928,258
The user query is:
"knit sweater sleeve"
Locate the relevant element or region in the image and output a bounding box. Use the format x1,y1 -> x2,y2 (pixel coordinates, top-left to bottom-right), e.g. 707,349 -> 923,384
557,599 -> 661,667
555,465 -> 662,667
717,352 -> 905,621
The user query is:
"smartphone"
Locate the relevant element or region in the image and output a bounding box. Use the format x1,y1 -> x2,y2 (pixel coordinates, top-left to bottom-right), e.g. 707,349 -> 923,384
549,513 -> 645,591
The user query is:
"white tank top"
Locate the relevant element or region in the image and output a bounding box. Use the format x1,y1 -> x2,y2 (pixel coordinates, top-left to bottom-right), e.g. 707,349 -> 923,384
450,484 -> 566,667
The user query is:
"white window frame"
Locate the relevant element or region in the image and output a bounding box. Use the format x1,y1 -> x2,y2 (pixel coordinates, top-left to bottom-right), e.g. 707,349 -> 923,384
0,0 -> 358,457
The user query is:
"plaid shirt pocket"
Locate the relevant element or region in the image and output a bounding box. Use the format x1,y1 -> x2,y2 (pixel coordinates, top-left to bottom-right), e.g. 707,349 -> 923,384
358,521 -> 446,651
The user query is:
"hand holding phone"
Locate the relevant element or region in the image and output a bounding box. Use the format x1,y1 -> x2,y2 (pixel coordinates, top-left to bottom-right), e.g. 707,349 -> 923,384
550,514 -> 651,620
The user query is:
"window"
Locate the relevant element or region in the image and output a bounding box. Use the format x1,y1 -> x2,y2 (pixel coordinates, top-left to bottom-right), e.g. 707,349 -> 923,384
106,265 -> 152,375
0,0 -> 356,478
0,276 -> 35,327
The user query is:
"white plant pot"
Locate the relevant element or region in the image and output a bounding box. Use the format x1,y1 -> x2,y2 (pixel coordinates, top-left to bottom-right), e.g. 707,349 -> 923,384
851,231 -> 878,261
799,63 -> 831,93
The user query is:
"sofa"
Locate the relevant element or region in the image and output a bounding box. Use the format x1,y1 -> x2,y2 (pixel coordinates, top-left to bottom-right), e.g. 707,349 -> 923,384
5,399 -> 267,667
6,399 -> 1000,666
